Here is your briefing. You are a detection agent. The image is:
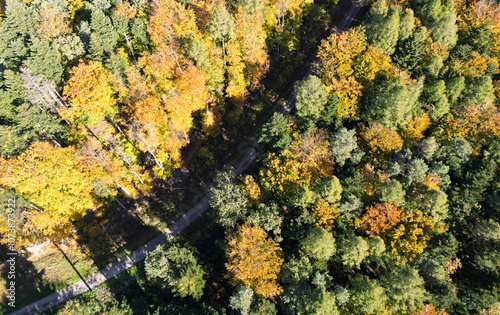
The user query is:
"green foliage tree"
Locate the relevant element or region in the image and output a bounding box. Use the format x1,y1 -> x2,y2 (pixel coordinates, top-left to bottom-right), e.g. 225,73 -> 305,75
363,75 -> 423,129
399,9 -> 415,42
393,27 -> 428,72
187,39 -> 209,69
209,167 -> 248,229
300,227 -> 336,262
145,242 -> 206,300
410,0 -> 458,47
24,37 -> 63,82
445,76 -> 465,107
460,76 -> 495,106
365,0 -> 400,55
378,179 -> 405,207
381,263 -> 428,313
230,286 -> 254,315
424,79 -> 450,120
340,235 -> 370,269
57,289 -> 133,314
294,76 -> 328,126
329,127 -> 364,167
208,5 -> 234,62
259,113 -> 292,153
89,9 -> 118,61
295,287 -> 338,315
316,176 -> 342,204
247,202 -> 283,241
0,0 -> 38,69
348,275 -> 388,314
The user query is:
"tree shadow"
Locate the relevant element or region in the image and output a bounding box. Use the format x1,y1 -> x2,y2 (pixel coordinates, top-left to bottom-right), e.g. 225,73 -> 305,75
0,242 -> 50,313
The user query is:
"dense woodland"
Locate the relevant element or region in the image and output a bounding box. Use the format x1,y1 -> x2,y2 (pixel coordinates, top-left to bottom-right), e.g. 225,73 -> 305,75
1,0 -> 500,313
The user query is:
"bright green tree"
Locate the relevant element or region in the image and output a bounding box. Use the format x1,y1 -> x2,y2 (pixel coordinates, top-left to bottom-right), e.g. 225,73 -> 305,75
294,76 -> 328,126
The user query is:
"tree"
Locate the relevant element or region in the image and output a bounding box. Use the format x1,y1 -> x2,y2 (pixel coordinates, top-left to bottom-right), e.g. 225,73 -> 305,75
364,1 -> 400,55
359,203 -> 405,238
230,286 -> 254,315
294,76 -> 328,125
226,224 -> 283,298
187,39 -> 209,69
460,76 -> 495,106
24,37 -> 64,83
329,127 -> 364,167
35,0 -> 71,41
295,287 -> 338,315
318,27 -> 367,83
378,179 -> 405,207
445,76 -> 465,107
399,8 -> 416,42
208,5 -> 234,63
89,8 -> 119,61
300,227 -> 336,262
0,141 -> 99,239
410,0 -> 458,47
0,0 -> 38,69
62,60 -> 117,126
408,304 -> 450,315
247,202 -> 283,240
316,176 -> 342,204
145,242 -> 206,300
393,27 -> 428,72
363,75 -> 423,130
312,199 -> 340,231
209,167 -> 248,229
348,275 -> 388,315
259,113 -> 292,153
340,235 -> 370,269
328,76 -> 363,120
359,122 -> 404,166
57,288 -> 133,314
424,80 -> 450,120
381,264 -> 428,313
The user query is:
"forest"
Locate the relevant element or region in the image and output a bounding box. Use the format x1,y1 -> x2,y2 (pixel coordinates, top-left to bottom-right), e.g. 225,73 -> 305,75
0,0 -> 500,313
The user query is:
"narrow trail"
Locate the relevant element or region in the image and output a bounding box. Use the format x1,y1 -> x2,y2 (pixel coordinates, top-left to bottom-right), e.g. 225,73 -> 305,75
9,3 -> 362,314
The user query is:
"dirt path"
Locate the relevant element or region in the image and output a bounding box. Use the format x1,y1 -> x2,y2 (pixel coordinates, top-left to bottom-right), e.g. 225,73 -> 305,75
8,3 -> 362,314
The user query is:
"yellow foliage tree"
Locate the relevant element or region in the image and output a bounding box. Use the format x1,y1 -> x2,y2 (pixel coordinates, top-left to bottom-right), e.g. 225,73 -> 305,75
402,113 -> 431,143
441,102 -> 500,150
36,2 -> 71,41
317,27 -> 367,85
240,175 -> 261,206
407,304 -> 450,315
0,142 -> 99,240
62,61 -> 118,126
330,76 -> 363,120
226,224 -> 284,298
359,122 -> 404,167
312,198 -> 340,231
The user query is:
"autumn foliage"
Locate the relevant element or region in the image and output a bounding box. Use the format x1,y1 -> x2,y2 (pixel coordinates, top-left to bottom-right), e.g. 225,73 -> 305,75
226,224 -> 284,298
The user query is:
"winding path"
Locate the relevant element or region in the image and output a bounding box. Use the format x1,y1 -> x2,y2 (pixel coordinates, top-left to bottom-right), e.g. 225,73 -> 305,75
9,3 -> 362,314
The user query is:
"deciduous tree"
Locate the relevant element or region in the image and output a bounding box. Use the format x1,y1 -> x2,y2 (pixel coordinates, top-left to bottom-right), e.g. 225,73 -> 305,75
226,224 -> 283,298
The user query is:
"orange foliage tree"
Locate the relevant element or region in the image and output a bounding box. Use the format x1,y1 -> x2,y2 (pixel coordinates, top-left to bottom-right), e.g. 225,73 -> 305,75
226,224 -> 284,298
358,203 -> 435,262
